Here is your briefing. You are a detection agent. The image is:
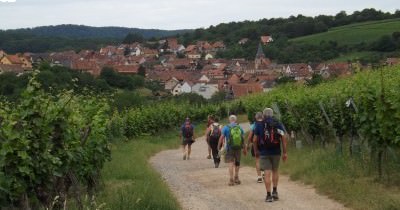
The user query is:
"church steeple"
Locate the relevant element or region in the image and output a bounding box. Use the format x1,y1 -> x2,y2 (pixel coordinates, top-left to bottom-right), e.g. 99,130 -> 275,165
255,43 -> 265,70
256,43 -> 265,59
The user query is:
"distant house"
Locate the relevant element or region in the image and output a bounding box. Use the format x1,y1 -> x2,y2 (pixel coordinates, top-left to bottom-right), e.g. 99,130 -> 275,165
187,51 -> 202,60
114,65 -> 140,75
238,38 -> 249,45
0,64 -> 30,76
205,53 -> 214,60
192,83 -> 219,99
198,75 -> 211,83
231,83 -> 263,98
171,82 -> 192,96
283,63 -> 313,81
386,58 -> 400,66
260,36 -> 274,45
71,59 -> 101,76
1,55 -> 23,66
0,50 -> 6,59
165,77 -> 180,91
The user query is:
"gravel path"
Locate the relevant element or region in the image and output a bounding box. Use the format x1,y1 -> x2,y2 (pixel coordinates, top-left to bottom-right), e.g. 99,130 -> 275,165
150,123 -> 348,210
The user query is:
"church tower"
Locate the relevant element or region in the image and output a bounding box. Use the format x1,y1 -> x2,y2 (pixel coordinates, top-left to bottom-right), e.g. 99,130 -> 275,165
255,43 -> 265,70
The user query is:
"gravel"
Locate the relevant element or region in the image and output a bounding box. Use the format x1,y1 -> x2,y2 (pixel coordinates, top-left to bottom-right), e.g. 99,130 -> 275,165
150,123 -> 349,210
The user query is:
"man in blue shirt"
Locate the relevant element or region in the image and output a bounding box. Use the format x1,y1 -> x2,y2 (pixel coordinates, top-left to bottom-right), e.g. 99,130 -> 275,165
253,108 -> 288,202
218,115 -> 245,186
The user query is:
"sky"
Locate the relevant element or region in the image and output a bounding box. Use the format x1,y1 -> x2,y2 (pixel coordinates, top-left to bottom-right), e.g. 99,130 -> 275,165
0,0 -> 398,30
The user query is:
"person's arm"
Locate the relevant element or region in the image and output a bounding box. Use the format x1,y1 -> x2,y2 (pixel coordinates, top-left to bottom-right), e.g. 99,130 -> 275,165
282,134 -> 288,162
206,127 -> 211,144
218,135 -> 225,151
253,134 -> 259,158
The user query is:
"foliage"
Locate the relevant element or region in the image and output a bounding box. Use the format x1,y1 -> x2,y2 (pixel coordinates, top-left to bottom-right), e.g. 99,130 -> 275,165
236,66 -> 400,179
0,72 -> 112,209
123,33 -> 145,44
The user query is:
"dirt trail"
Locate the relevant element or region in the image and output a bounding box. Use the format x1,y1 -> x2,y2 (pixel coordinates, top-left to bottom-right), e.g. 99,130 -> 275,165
150,123 -> 348,210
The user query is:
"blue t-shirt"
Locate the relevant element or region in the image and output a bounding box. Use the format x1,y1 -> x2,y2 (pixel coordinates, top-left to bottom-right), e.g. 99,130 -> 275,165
222,123 -> 244,150
254,117 -> 285,156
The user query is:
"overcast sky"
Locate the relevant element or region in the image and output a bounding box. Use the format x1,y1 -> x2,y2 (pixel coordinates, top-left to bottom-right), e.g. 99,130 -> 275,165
0,0 -> 398,30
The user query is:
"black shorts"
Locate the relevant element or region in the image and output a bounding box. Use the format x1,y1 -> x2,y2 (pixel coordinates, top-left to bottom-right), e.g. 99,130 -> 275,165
182,138 -> 194,146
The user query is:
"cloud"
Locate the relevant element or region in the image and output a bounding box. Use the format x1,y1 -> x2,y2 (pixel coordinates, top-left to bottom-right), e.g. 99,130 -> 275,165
0,0 -> 398,30
0,0 -> 16,2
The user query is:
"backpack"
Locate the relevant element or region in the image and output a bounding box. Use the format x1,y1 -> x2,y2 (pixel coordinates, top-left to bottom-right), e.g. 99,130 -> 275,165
183,122 -> 194,139
259,118 -> 282,149
228,125 -> 243,150
209,124 -> 221,140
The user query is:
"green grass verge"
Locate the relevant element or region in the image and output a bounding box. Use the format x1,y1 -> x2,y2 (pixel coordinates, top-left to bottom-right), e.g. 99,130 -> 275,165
291,18 -> 400,45
242,135 -> 400,210
98,122 -> 207,210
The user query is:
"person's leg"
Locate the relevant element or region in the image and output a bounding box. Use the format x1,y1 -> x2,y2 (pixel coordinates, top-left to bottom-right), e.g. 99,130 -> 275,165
234,150 -> 241,184
187,144 -> 192,159
256,157 -> 261,176
228,161 -> 235,185
207,145 -> 212,159
210,142 -> 220,166
264,170 -> 272,192
182,143 -> 187,160
271,156 -> 281,200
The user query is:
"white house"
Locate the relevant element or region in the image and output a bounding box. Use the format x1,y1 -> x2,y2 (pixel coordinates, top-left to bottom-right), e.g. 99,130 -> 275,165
165,77 -> 179,91
192,83 -> 219,99
171,82 -> 192,96
205,53 -> 214,60
198,75 -> 211,83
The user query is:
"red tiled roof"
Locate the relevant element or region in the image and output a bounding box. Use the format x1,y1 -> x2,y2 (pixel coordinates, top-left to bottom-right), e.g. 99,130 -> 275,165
114,65 -> 140,74
4,55 -> 23,65
261,36 -> 273,44
231,83 -> 263,98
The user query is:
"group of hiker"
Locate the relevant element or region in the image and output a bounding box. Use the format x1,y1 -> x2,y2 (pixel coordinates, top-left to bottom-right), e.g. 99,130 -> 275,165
179,107 -> 288,203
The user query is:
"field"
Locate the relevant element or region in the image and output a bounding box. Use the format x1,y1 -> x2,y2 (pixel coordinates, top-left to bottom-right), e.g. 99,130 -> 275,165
292,18 -> 400,45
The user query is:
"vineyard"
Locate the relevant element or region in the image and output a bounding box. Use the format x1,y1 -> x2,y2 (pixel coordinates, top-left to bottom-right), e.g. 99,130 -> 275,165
235,66 -> 400,180
0,71 -> 238,209
1,66 -> 400,209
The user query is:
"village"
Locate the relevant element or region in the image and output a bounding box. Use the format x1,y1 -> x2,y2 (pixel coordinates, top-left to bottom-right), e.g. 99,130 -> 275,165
1,35 -> 399,99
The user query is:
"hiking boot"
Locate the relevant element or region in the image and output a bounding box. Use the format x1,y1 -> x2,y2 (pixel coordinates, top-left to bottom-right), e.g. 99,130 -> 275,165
234,177 -> 241,185
187,156 -> 190,160
183,154 -> 186,160
257,177 -> 263,183
265,195 -> 273,202
214,162 -> 220,168
228,179 -> 235,186
206,154 -> 212,159
272,191 -> 279,201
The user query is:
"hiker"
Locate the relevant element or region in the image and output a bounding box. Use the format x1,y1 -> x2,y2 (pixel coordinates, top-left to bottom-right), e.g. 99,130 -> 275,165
246,112 -> 264,183
218,115 -> 245,186
180,117 -> 195,160
206,115 -> 214,159
206,117 -> 222,168
253,108 -> 288,202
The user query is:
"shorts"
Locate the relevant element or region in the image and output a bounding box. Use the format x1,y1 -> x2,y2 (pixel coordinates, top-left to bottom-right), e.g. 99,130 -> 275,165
182,138 -> 194,146
225,149 -> 241,166
260,155 -> 280,171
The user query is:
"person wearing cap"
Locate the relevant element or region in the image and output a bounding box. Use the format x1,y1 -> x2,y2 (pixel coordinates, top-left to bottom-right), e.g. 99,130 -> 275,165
180,117 -> 195,160
253,108 -> 287,202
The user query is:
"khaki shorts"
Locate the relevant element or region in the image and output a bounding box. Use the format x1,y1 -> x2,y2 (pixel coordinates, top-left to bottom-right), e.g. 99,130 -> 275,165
225,149 -> 241,166
260,155 -> 280,171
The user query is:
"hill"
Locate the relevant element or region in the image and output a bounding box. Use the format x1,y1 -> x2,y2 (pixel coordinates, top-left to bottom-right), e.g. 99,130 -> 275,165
291,18 -> 400,45
7,24 -> 191,39
0,25 -> 191,53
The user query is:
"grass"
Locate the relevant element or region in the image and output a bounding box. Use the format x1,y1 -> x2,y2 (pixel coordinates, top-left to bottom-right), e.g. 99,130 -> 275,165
98,122 -> 206,210
328,51 -> 379,62
97,114 -> 247,210
291,18 -> 400,45
242,136 -> 400,210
